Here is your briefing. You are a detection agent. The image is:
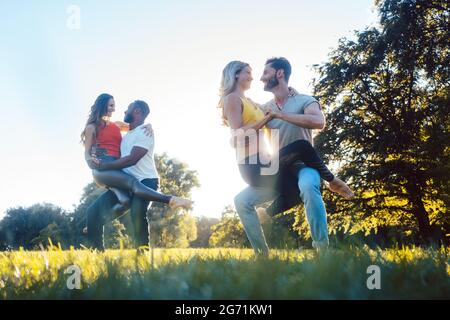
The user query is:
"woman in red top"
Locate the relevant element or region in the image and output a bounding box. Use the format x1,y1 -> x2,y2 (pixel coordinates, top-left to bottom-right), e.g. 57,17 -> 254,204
81,94 -> 192,227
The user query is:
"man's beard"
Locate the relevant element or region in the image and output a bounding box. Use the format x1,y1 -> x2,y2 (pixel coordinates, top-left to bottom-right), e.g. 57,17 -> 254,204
124,113 -> 133,123
264,74 -> 279,91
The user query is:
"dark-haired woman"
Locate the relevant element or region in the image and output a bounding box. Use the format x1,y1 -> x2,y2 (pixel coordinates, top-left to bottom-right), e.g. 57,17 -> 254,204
81,94 -> 192,232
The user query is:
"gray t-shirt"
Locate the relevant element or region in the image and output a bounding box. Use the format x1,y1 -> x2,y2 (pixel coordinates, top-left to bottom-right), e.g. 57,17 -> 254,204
264,94 -> 319,149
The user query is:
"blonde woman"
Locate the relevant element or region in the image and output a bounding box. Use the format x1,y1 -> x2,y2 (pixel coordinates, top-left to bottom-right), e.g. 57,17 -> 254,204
219,61 -> 353,197
219,59 -> 353,254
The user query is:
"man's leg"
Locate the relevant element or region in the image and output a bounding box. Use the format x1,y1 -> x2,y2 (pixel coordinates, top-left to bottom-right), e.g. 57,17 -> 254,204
234,186 -> 280,255
297,167 -> 329,250
86,190 -> 118,250
129,178 -> 159,248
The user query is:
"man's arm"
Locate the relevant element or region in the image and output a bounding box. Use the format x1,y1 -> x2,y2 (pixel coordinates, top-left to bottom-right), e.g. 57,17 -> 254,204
267,102 -> 325,130
114,121 -> 130,132
96,146 -> 148,170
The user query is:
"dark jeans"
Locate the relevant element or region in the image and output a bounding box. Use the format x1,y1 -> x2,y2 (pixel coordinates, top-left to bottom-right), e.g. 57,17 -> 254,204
238,139 -> 335,216
238,139 -> 335,188
86,178 -> 159,250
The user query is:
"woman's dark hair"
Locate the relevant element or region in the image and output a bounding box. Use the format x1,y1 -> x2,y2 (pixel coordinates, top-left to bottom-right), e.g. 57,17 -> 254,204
80,93 -> 113,144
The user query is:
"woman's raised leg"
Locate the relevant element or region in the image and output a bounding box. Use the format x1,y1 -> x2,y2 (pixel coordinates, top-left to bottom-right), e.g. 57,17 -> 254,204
276,140 -> 354,198
92,169 -> 193,208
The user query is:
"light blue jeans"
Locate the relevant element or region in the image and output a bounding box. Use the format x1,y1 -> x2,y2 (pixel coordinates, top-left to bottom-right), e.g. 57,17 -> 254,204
234,167 -> 329,254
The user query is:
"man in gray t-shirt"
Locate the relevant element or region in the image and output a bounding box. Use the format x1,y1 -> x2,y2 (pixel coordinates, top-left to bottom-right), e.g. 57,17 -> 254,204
234,57 -> 329,254
265,94 -> 317,148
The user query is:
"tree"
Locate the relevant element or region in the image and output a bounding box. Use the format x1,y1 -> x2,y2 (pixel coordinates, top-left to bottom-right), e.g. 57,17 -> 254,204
146,153 -> 200,247
149,210 -> 197,248
0,203 -> 71,250
313,0 -> 450,244
104,219 -> 133,249
30,223 -> 63,249
209,206 -> 249,248
190,216 -> 220,248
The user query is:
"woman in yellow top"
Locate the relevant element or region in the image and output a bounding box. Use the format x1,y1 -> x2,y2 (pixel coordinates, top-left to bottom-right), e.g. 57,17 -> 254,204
218,60 -> 353,199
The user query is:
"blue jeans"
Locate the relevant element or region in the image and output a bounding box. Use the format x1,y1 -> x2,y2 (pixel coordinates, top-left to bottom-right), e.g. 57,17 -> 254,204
234,167 -> 329,254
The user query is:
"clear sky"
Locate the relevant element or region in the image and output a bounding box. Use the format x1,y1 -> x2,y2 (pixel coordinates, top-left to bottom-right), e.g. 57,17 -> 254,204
0,0 -> 377,219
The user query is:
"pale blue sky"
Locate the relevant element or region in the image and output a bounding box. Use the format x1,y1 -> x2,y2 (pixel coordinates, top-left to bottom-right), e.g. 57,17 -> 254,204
0,0 -> 377,218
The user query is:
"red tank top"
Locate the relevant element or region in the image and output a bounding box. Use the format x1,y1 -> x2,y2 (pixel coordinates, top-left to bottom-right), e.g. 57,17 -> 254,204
95,122 -> 122,158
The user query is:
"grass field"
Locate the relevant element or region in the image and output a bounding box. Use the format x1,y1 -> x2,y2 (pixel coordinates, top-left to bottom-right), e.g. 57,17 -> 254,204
0,246 -> 449,299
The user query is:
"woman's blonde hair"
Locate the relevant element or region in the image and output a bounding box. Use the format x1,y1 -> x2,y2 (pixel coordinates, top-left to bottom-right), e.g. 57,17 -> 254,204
218,61 -> 249,125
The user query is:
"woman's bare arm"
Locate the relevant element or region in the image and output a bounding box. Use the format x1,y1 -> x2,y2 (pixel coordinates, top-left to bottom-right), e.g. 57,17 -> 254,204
84,124 -> 96,167
115,120 -> 153,136
223,94 -> 272,131
114,121 -> 129,133
224,94 -> 272,149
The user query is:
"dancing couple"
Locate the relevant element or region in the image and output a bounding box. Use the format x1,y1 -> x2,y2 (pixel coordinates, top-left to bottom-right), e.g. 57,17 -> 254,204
81,96 -> 192,251
219,57 -> 354,254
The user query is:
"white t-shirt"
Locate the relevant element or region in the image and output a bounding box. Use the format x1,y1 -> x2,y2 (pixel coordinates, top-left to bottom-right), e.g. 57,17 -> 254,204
120,124 -> 159,181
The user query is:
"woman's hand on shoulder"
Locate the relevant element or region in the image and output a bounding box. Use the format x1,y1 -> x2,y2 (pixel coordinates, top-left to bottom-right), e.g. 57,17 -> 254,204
288,87 -> 300,96
141,123 -> 153,137
115,121 -> 129,133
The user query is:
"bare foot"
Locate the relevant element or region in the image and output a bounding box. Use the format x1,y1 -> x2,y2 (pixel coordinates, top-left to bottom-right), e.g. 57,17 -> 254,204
327,178 -> 354,198
169,196 -> 193,210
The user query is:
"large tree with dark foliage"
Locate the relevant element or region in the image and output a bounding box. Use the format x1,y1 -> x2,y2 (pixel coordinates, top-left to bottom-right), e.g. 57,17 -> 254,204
313,0 -> 449,244
147,153 -> 200,247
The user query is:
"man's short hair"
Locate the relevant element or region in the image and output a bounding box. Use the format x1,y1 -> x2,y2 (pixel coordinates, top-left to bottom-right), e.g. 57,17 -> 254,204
132,100 -> 150,118
265,57 -> 292,82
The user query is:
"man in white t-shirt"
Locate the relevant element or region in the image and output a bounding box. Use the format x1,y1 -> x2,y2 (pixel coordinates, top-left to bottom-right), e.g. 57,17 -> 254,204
119,111 -> 159,183
86,100 -> 169,250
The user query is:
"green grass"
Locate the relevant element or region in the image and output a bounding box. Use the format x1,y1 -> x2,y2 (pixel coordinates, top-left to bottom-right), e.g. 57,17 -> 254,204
0,246 -> 449,299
